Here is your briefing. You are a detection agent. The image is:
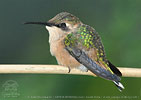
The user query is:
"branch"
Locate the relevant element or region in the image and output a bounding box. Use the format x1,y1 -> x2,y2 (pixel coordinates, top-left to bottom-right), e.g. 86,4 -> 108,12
0,65 -> 140,77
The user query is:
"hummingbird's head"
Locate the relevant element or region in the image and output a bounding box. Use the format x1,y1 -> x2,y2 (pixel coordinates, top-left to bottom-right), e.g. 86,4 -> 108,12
47,12 -> 82,31
24,12 -> 82,42
24,12 -> 81,32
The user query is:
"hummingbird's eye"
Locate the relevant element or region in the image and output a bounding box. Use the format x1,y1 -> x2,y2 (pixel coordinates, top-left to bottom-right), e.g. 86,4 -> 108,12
60,23 -> 66,28
57,23 -> 66,28
56,23 -> 69,31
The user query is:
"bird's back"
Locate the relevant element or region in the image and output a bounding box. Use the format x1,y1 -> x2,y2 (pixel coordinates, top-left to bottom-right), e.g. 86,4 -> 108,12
65,24 -> 122,76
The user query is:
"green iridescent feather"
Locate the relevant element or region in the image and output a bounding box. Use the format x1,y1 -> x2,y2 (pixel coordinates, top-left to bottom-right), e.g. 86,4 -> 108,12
64,24 -> 114,74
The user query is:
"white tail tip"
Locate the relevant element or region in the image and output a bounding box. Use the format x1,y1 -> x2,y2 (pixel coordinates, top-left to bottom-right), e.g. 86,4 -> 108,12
113,81 -> 125,92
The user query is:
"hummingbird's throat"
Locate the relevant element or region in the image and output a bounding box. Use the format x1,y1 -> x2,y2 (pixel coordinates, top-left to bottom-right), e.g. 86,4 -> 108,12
46,26 -> 65,43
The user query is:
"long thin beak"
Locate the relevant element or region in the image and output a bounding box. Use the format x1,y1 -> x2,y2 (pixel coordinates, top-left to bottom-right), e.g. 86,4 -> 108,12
24,22 -> 54,26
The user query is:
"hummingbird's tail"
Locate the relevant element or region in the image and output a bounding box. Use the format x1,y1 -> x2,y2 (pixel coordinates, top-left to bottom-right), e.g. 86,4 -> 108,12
113,81 -> 125,92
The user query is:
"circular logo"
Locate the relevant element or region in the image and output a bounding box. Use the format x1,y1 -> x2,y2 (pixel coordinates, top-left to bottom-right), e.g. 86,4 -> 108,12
2,80 -> 20,98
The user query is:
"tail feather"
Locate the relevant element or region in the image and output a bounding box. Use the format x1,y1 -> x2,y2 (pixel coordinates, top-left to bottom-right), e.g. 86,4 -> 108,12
113,81 -> 125,92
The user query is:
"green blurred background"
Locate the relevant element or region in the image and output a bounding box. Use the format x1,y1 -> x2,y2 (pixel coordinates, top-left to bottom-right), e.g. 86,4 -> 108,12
0,0 -> 141,100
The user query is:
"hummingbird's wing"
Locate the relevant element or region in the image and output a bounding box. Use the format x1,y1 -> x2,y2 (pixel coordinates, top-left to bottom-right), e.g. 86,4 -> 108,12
64,24 -> 121,81
65,45 -> 121,82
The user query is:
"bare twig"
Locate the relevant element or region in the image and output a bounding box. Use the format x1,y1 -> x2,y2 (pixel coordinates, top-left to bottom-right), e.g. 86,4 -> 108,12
0,65 -> 140,77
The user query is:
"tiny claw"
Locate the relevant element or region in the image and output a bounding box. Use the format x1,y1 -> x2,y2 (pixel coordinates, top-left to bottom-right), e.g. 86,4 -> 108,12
68,67 -> 71,73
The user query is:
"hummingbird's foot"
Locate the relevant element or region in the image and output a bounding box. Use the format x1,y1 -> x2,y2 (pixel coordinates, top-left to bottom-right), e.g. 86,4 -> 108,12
68,67 -> 71,73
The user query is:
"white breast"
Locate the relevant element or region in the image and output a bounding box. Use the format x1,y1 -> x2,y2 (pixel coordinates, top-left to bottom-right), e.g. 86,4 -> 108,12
45,26 -> 65,56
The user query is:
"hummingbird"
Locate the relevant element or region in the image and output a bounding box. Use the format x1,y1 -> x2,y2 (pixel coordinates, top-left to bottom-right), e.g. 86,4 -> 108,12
24,12 -> 124,91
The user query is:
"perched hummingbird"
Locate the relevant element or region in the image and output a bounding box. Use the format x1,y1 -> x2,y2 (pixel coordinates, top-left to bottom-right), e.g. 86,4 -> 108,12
24,12 -> 124,91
